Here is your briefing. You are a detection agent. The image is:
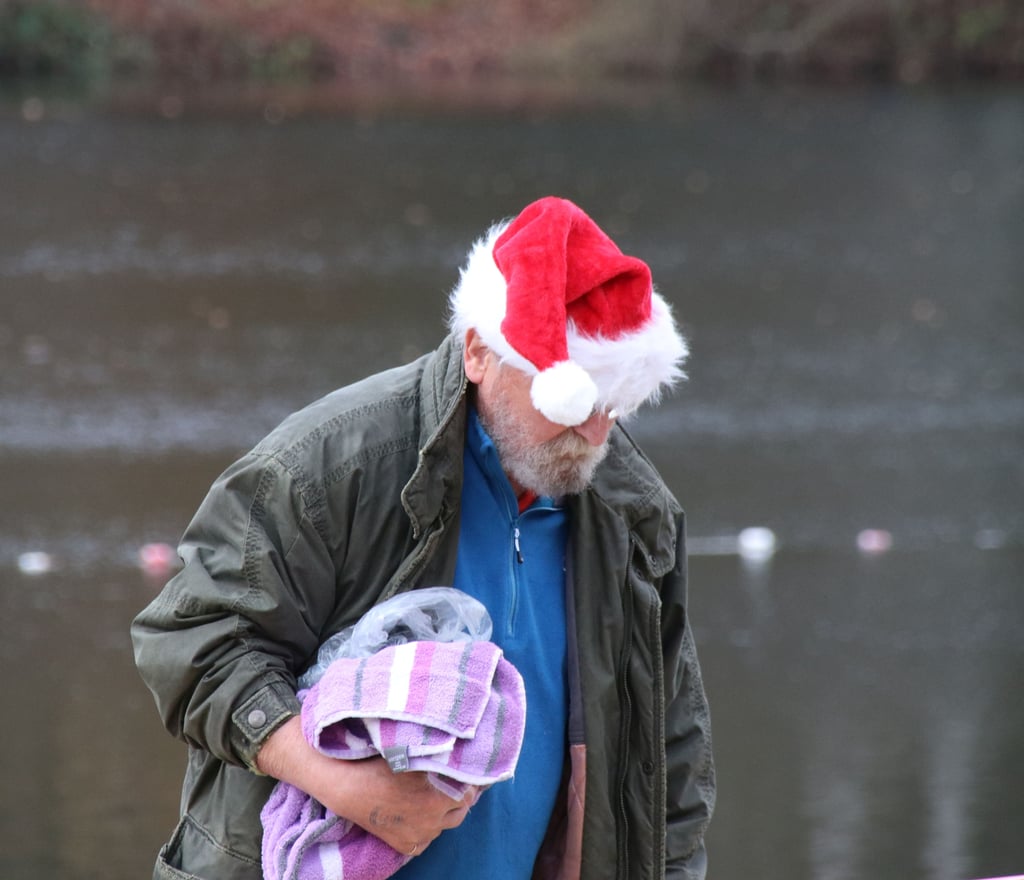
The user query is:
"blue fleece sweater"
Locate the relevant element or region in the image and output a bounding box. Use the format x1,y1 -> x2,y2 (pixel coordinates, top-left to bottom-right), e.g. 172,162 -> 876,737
393,407 -> 569,879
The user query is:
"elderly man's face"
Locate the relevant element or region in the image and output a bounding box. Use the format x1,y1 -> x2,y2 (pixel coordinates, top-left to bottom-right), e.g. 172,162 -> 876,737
463,330 -> 615,497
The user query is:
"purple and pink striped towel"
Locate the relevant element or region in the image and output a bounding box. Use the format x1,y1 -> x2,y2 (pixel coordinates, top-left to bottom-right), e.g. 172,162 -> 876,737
261,640 -> 526,880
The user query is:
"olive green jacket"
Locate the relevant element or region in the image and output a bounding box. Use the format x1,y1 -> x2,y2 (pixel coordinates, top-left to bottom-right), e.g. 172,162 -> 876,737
131,333 -> 715,880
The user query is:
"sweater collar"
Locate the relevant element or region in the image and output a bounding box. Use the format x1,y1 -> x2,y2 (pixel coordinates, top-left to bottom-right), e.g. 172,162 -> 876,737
465,405 -> 549,514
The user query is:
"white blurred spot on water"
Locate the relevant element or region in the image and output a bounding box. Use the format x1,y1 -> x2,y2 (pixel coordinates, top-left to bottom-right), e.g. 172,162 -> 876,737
856,529 -> 894,555
17,551 -> 55,575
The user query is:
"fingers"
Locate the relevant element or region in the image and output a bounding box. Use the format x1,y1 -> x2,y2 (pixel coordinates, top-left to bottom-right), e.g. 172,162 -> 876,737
438,784 -> 479,829
322,761 -> 480,854
440,801 -> 469,829
360,773 -> 474,850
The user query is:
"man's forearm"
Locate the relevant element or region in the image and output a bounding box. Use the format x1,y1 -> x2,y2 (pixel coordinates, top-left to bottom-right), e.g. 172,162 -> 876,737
255,715 -> 476,857
255,715 -> 318,785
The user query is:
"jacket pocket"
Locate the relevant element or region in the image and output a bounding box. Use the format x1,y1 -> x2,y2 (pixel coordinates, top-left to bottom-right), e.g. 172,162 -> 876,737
154,813 -> 262,880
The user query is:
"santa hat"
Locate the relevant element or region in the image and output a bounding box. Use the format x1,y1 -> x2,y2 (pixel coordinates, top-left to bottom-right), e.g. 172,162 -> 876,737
449,196 -> 688,426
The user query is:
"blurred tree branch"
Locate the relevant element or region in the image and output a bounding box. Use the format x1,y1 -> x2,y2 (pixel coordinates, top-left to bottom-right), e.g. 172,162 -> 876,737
1,0 -> 1021,83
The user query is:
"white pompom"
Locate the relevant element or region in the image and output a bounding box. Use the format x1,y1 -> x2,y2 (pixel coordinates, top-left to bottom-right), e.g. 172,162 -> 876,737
530,361 -> 598,426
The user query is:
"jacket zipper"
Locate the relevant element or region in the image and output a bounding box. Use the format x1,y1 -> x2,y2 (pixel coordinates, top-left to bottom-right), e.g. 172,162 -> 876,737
505,520 -> 524,635
505,496 -> 523,636
650,592 -> 667,879
616,565 -> 635,880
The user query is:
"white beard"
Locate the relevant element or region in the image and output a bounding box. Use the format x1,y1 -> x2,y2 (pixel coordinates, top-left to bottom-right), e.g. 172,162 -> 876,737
476,381 -> 608,498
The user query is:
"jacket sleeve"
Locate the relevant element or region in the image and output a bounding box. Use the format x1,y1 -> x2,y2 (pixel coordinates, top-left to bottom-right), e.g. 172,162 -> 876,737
130,450 -> 338,771
661,511 -> 716,880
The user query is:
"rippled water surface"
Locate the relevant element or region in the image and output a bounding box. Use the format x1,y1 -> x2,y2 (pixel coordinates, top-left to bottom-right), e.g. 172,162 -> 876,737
1,81 -> 1022,880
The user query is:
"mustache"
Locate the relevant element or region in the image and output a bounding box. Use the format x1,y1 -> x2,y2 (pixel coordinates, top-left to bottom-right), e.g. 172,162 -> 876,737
543,430 -> 600,459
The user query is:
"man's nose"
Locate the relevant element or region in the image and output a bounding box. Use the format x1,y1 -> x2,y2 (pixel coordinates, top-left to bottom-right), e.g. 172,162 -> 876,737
572,410 -> 616,446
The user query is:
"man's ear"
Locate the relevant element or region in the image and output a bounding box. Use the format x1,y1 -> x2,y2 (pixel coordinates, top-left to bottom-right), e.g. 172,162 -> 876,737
463,328 -> 490,384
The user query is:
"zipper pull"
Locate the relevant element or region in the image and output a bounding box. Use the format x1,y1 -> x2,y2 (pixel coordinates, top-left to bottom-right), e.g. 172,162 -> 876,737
514,526 -> 524,564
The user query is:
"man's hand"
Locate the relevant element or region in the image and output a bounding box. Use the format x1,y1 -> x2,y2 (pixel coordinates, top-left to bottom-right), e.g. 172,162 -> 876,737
256,715 -> 477,856
328,755 -> 477,855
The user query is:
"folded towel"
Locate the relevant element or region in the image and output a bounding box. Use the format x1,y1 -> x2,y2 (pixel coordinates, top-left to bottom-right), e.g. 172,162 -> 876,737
306,641 -> 525,787
261,640 -> 526,880
261,781 -> 408,880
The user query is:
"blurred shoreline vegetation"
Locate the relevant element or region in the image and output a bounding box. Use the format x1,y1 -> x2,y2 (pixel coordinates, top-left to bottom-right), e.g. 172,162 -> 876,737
0,0 -> 1022,89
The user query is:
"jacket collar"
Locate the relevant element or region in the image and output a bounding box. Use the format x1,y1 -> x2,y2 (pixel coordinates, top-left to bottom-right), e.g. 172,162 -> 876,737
572,425 -> 682,580
401,333 -> 680,575
401,333 -> 469,539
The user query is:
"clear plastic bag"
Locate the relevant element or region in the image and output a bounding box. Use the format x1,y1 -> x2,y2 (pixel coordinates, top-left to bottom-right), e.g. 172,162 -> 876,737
298,587 -> 493,690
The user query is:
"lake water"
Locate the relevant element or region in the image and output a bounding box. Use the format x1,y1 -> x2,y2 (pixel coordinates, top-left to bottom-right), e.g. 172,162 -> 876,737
1,79 -> 1021,880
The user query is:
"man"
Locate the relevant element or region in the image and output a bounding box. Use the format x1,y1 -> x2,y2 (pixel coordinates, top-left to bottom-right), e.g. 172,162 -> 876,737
132,196 -> 715,880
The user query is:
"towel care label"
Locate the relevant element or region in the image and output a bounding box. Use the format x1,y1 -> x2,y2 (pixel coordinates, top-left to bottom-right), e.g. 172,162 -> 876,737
384,745 -> 412,773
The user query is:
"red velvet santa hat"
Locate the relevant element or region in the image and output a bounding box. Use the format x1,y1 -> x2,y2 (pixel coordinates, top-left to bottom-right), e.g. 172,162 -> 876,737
449,196 -> 688,426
